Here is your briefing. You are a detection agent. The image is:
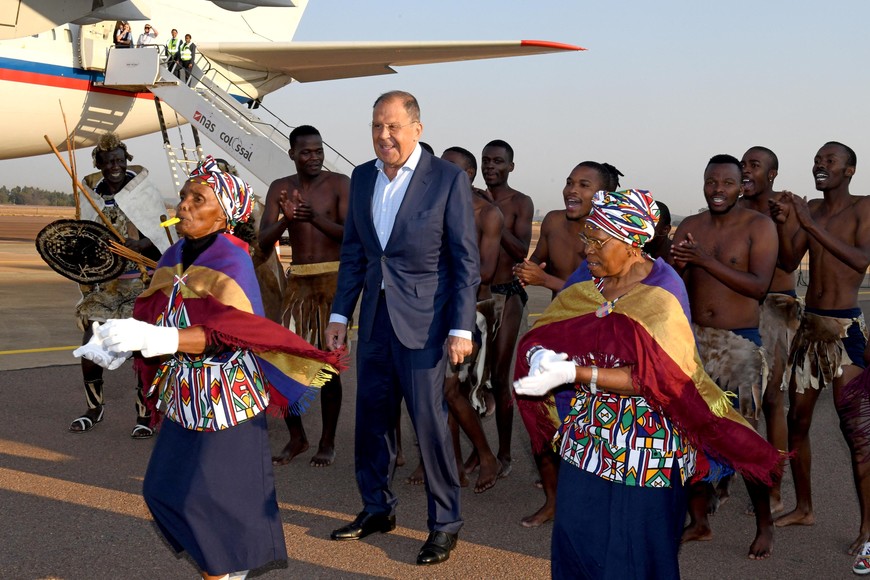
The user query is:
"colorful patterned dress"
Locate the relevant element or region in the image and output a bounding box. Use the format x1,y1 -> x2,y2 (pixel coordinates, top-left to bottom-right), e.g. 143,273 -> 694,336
515,258 -> 783,578
136,232 -> 342,575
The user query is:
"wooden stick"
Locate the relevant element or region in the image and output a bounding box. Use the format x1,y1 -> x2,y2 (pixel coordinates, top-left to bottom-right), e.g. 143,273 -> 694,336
57,99 -> 82,219
59,101 -> 80,220
108,241 -> 157,269
44,135 -> 126,242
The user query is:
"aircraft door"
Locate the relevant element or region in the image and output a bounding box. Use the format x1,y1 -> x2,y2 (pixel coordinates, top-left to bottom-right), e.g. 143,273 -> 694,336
79,22 -> 115,71
0,2 -> 21,28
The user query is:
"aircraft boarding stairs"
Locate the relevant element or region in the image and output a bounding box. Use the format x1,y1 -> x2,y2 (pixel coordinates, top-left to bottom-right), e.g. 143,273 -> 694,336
98,46 -> 355,192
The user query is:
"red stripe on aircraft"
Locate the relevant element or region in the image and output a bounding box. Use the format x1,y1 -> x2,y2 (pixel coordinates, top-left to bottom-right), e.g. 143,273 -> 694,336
0,67 -> 155,99
520,40 -> 586,51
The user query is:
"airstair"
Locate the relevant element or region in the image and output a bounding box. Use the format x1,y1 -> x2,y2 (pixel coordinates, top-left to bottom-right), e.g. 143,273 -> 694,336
98,46 -> 356,191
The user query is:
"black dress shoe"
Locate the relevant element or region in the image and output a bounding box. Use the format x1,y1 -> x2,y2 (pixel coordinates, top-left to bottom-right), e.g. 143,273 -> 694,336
416,530 -> 458,565
330,511 -> 396,541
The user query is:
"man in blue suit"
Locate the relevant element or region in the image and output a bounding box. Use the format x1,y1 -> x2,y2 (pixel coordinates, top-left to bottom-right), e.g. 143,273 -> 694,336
325,90 -> 480,565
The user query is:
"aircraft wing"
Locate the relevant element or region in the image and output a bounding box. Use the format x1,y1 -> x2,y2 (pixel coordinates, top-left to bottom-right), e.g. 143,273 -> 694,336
198,40 -> 584,83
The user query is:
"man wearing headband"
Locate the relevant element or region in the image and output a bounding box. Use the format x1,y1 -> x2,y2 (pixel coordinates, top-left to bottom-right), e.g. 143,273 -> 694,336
515,188 -> 782,577
671,154 -> 778,559
70,132 -> 160,438
259,125 -> 350,469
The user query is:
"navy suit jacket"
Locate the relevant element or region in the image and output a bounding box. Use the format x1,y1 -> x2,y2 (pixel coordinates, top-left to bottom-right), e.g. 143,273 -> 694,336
332,150 -> 480,350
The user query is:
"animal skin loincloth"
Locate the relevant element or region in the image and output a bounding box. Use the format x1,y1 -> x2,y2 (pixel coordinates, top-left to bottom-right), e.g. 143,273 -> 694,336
760,292 -> 803,392
447,298 -> 495,414
693,324 -> 768,422
786,311 -> 864,393
251,245 -> 286,324
76,277 -> 146,330
282,262 -> 343,350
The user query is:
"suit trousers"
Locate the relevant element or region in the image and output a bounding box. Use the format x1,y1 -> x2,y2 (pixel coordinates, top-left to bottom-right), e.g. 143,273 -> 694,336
354,293 -> 463,533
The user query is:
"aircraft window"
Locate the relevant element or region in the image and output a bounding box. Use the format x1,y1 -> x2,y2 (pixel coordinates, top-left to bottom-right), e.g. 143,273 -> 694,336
65,29 -> 72,42
52,30 -> 57,41
32,34 -> 38,38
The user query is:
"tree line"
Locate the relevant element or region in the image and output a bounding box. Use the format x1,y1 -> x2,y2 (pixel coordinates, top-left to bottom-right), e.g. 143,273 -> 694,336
0,185 -> 75,206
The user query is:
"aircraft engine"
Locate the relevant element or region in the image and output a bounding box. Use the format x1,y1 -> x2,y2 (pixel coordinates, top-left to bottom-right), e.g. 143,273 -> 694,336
210,0 -> 295,11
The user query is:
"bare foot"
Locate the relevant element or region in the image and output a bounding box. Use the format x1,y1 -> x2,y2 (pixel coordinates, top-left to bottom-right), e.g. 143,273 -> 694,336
521,504 -> 554,528
405,463 -> 425,485
459,470 -> 470,487
681,522 -> 713,543
395,447 -> 406,467
770,491 -> 784,515
748,527 -> 773,560
497,458 -> 512,479
310,444 -> 335,467
464,450 -> 480,474
474,457 -> 501,494
774,508 -> 815,528
714,485 -> 730,510
849,532 -> 870,555
483,390 -> 496,417
272,438 -> 309,466
707,493 -> 721,515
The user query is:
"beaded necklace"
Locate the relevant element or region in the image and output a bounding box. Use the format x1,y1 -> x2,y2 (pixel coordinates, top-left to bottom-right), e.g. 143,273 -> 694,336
593,276 -> 625,318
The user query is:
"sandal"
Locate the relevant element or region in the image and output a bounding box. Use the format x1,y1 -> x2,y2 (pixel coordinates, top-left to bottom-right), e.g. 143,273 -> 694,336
69,406 -> 104,433
131,424 -> 154,439
853,542 -> 870,575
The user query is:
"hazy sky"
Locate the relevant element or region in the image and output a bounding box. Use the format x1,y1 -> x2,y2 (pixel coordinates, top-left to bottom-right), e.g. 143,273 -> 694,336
3,0 -> 870,217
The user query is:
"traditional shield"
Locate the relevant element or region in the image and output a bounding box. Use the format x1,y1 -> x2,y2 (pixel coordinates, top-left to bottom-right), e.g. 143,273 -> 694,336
35,219 -> 125,284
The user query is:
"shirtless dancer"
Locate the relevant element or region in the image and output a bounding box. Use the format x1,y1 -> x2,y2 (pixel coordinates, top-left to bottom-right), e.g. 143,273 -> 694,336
770,142 -> 870,555
259,125 -> 350,467
406,146 -> 505,493
475,140 -> 534,486
671,154 -> 778,560
514,162 -> 623,294
512,161 -> 622,528
739,146 -> 798,513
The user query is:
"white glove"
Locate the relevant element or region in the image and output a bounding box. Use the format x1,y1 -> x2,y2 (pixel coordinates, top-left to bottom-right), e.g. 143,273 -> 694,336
98,318 -> 180,358
73,322 -> 131,370
514,359 -> 577,397
528,348 -> 568,376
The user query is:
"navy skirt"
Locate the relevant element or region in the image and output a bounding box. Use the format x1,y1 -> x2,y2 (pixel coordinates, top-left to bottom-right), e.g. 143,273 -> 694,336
552,461 -> 686,580
143,412 -> 287,575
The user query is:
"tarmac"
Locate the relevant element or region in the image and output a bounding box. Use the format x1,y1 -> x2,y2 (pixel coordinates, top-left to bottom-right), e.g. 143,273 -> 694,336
0,212 -> 866,579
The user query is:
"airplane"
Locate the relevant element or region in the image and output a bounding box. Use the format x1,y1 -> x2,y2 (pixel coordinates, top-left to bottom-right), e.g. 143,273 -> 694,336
0,0 -> 582,183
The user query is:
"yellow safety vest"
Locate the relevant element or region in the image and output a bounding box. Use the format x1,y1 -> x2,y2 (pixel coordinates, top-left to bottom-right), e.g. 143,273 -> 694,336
166,38 -> 180,56
180,42 -> 193,61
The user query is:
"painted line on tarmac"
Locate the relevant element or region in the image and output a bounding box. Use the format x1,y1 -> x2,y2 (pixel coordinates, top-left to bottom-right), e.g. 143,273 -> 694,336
0,346 -> 76,356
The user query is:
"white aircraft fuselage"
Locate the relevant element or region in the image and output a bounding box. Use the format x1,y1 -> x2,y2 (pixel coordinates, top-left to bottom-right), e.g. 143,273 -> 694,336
0,0 -> 582,166
0,0 -> 306,160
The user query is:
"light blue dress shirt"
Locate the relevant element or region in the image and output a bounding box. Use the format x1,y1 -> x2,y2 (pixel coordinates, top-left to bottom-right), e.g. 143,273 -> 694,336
331,144 -> 471,341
